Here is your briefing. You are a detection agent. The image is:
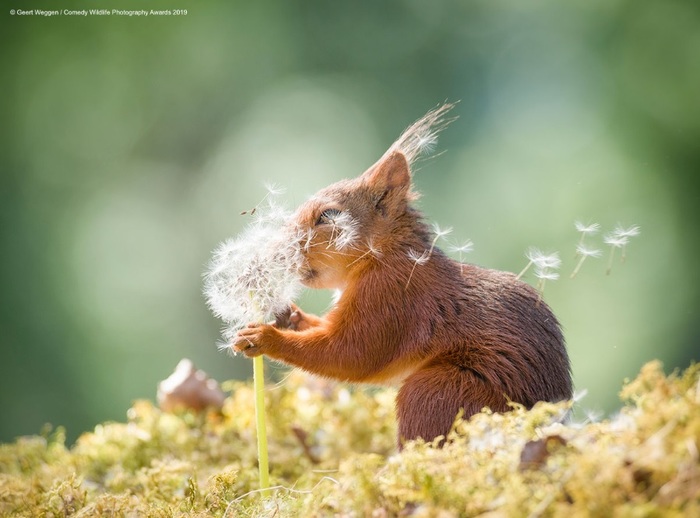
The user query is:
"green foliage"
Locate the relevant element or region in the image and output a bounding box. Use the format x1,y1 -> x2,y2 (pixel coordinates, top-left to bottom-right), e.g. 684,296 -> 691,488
1,362 -> 698,516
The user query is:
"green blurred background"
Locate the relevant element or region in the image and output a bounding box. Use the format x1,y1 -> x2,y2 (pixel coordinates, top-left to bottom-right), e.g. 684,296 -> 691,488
1,0 -> 698,444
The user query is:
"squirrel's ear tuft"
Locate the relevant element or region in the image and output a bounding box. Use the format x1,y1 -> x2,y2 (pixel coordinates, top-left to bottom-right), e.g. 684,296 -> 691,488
361,151 -> 411,192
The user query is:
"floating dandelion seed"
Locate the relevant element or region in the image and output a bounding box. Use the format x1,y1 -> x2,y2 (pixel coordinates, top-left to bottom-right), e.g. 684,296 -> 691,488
613,224 -> 641,238
604,224 -> 639,274
432,223 -> 453,242
407,248 -> 431,265
535,269 -> 559,294
450,240 -> 474,275
536,252 -> 561,270
574,221 -> 600,255
517,248 -> 540,280
240,183 -> 287,216
416,134 -> 437,155
613,224 -> 641,263
451,240 -> 475,255
516,248 -> 560,296
405,248 -> 431,289
570,244 -> 602,279
367,237 -> 383,258
574,221 -> 601,234
327,212 -> 360,251
603,233 -> 628,275
404,224 -> 452,289
348,237 -> 383,267
263,182 -> 286,196
517,248 -> 560,280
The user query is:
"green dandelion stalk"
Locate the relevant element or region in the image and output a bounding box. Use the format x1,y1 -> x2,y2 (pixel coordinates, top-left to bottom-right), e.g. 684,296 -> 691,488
204,191 -> 304,500
253,355 -> 270,497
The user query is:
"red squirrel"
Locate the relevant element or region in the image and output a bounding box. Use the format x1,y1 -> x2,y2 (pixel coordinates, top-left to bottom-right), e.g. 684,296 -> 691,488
233,104 -> 572,445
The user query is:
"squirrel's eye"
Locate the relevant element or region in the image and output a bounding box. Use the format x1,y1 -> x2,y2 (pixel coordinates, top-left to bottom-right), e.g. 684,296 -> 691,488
316,208 -> 341,226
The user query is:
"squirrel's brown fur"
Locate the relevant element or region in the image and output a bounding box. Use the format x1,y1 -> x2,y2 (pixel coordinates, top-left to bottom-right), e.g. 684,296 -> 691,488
234,107 -> 572,446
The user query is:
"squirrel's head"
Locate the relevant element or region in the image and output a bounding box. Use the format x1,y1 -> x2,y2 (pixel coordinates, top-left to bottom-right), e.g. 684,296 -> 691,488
293,151 -> 413,289
292,103 -> 456,290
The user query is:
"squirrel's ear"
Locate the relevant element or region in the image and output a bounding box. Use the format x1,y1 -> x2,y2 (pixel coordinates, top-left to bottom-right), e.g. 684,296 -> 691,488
361,151 -> 411,192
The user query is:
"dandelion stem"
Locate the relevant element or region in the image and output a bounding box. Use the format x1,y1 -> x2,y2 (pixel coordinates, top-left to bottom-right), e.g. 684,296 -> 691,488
537,278 -> 545,296
253,356 -> 270,498
606,247 -> 616,276
571,255 -> 586,279
516,261 -> 532,280
404,226 -> 450,290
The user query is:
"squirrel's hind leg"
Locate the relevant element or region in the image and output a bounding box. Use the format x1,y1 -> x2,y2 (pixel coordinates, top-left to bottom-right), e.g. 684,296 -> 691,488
395,360 -> 509,447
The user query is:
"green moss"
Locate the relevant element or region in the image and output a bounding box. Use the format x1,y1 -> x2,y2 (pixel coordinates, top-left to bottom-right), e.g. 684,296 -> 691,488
1,362 -> 698,516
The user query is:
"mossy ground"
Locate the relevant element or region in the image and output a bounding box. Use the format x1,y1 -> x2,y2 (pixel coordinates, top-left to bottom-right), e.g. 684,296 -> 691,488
1,361 -> 698,517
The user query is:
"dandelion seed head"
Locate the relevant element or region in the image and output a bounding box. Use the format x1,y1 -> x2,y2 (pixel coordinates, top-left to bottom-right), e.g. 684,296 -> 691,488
574,221 -> 601,235
204,205 -> 303,342
576,244 -> 602,258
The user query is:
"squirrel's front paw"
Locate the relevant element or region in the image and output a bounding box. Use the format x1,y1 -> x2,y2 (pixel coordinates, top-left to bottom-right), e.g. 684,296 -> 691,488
274,304 -> 319,331
232,323 -> 279,358
275,305 -> 306,331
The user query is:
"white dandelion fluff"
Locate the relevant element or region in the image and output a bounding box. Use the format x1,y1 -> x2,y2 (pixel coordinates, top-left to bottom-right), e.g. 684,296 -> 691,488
450,240 -> 475,256
204,202 -> 303,345
576,244 -> 603,258
404,248 -> 430,291
570,244 -> 603,278
613,224 -> 641,238
536,268 -> 560,282
534,256 -> 561,296
604,224 -> 639,274
516,247 -> 560,295
327,211 -> 360,251
404,223 -> 453,290
263,182 -> 286,197
603,233 -> 629,248
535,252 -> 561,270
450,240 -> 475,275
517,248 -> 560,280
366,237 -> 383,258
574,221 -> 601,236
574,221 -> 601,256
407,248 -> 431,265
